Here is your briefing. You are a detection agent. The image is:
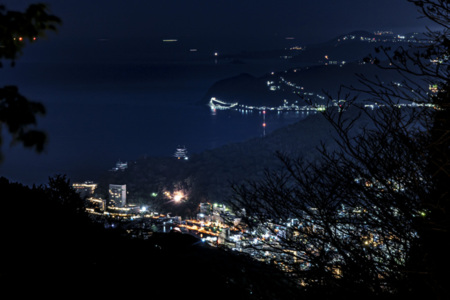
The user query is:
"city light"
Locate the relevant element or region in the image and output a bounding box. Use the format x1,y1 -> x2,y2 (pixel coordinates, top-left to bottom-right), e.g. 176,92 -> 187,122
163,190 -> 187,203
173,191 -> 184,202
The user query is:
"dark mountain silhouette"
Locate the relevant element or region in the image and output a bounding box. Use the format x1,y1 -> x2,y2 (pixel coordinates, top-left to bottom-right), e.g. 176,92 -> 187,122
200,62 -> 409,107
199,30 -> 428,108
97,109 -> 349,216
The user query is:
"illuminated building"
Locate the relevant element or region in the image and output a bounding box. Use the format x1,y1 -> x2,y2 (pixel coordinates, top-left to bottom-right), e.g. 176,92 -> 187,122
72,181 -> 97,198
218,228 -> 231,245
86,197 -> 106,211
199,202 -> 212,214
109,184 -> 126,207
429,84 -> 439,93
209,97 -> 238,110
111,160 -> 128,171
174,145 -> 189,160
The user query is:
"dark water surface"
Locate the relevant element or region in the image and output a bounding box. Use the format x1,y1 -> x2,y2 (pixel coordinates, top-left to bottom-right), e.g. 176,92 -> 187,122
1,58 -> 307,185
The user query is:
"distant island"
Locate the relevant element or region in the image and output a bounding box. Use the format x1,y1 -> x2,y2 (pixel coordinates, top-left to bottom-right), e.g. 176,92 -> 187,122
200,30 -> 430,110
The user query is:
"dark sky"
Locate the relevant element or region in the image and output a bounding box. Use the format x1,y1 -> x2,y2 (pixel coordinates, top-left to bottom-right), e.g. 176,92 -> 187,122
4,0 -> 434,48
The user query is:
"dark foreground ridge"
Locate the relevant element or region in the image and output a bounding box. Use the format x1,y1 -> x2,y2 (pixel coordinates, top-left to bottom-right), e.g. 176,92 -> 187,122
0,177 -> 301,299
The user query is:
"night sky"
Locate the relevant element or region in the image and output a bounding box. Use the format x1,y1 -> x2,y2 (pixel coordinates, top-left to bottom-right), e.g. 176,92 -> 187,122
4,0 -> 434,51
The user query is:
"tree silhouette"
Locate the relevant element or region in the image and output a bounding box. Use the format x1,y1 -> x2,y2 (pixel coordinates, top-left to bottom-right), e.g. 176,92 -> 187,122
0,3 -> 61,161
230,0 -> 449,298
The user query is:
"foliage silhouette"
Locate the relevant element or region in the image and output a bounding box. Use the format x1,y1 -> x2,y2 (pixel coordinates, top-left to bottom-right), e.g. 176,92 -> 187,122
0,3 -> 61,161
0,175 -> 305,299
229,0 -> 449,298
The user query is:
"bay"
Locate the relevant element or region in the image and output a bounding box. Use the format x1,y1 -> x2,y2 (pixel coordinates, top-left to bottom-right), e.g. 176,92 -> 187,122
0,58 -> 307,185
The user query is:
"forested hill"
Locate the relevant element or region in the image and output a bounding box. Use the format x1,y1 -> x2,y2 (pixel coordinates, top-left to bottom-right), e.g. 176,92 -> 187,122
97,108 -> 367,217
199,62 -> 410,108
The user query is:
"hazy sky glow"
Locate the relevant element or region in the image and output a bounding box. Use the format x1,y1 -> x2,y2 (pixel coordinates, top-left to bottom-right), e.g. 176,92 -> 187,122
4,0 -> 434,46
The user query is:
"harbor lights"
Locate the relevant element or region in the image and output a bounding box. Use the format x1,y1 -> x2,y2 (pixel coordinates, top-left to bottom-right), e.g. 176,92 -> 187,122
262,110 -> 266,137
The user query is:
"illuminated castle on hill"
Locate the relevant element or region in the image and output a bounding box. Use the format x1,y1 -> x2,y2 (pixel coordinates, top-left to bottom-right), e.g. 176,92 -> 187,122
174,145 -> 189,160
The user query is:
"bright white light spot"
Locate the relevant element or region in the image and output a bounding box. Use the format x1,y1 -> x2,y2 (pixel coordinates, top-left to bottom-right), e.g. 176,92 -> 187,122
173,191 -> 184,202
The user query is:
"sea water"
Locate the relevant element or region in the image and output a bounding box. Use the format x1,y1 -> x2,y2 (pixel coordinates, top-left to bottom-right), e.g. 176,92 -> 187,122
0,54 -> 308,185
